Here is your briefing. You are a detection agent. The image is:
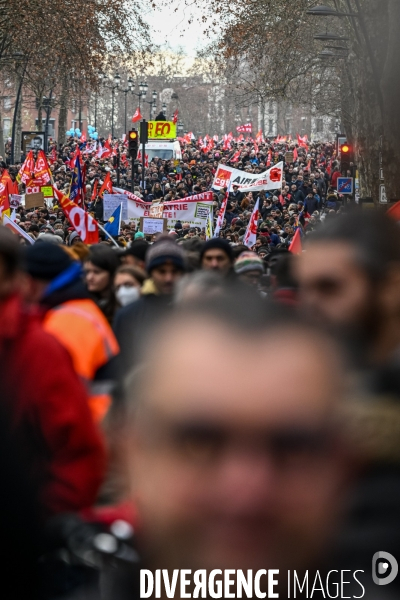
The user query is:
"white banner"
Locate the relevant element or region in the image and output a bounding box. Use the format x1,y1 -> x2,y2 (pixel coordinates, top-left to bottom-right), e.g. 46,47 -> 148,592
212,162 -> 283,192
127,192 -> 214,230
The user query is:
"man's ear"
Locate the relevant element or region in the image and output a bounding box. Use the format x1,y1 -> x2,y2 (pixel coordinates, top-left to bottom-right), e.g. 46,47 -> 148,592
378,263 -> 400,314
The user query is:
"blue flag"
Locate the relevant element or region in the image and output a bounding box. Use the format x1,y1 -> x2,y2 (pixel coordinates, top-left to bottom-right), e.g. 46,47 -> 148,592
70,155 -> 84,205
104,204 -> 122,237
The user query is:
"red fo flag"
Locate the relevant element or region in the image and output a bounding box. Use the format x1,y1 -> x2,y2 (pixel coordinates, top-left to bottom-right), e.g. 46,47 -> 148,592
243,199 -> 260,248
172,109 -> 178,124
132,107 -> 143,123
289,228 -> 302,255
54,187 -> 99,244
236,123 -> 252,133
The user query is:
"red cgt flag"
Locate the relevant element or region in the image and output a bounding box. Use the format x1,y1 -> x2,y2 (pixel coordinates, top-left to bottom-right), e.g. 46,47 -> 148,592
132,107 -> 143,123
16,150 -> 35,185
236,123 -> 252,133
173,109 -> 178,124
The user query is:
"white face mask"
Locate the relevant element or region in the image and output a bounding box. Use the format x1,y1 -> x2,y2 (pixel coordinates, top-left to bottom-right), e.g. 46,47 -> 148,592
116,285 -> 140,306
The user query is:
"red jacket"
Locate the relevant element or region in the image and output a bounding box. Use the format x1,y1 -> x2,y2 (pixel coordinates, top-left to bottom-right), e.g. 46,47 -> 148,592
0,294 -> 106,516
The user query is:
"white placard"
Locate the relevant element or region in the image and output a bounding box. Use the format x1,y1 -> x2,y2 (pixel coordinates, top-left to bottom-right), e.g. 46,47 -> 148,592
103,194 -> 128,221
142,218 -> 165,235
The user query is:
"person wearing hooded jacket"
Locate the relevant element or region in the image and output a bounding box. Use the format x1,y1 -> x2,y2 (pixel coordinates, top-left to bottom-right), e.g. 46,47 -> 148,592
0,229 -> 105,517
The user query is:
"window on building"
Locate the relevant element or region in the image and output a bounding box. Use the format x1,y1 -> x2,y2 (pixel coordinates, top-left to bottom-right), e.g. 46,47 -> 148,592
286,119 -> 292,134
3,118 -> 11,137
3,97 -> 11,111
268,101 -> 274,114
316,118 -> 323,132
35,118 -> 55,138
268,119 -> 274,133
301,117 -> 306,132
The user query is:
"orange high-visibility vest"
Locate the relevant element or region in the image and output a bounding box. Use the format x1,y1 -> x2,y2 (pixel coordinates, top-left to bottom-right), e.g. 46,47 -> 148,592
43,299 -> 119,422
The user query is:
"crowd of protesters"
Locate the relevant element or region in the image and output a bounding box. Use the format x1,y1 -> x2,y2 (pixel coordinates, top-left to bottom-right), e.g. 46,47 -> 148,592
1,132 -> 400,599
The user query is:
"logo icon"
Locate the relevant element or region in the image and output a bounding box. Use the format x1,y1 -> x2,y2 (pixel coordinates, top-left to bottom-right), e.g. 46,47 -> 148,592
372,552 -> 398,586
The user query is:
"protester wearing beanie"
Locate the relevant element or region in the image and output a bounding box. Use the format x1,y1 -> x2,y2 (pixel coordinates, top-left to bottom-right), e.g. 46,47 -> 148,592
234,251 -> 264,288
200,238 -> 234,277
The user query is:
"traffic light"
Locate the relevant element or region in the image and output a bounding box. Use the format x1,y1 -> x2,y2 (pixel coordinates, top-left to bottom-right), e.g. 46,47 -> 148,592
128,129 -> 138,158
139,120 -> 148,145
340,143 -> 354,174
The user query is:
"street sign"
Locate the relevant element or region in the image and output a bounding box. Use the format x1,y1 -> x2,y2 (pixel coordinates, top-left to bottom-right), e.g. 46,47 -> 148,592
337,177 -> 353,194
380,184 -> 387,204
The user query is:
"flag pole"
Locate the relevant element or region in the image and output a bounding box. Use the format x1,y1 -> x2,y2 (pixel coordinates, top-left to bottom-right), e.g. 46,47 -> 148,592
98,222 -> 120,248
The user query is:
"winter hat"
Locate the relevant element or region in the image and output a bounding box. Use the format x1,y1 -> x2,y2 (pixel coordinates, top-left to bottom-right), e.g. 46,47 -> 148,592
200,238 -> 234,263
23,242 -> 73,280
68,231 -> 81,246
36,233 -> 63,245
146,237 -> 186,273
134,231 -> 145,240
234,251 -> 265,275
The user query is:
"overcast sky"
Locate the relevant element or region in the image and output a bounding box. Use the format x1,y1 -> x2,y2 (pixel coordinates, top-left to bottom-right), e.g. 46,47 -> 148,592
146,3 -> 210,56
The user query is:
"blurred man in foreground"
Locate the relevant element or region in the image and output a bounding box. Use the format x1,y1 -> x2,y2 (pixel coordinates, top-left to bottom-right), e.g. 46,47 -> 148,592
0,227 -> 105,517
126,293 -> 352,582
297,211 -> 400,370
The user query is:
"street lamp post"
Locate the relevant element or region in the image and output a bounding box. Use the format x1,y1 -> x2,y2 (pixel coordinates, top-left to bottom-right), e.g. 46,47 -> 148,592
122,77 -> 134,135
102,72 -> 121,138
131,81 -> 148,111
110,73 -> 121,138
143,89 -> 157,120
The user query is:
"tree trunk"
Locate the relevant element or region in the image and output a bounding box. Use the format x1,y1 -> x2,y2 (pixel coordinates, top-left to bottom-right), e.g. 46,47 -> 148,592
37,106 -> 43,132
0,107 -> 5,158
58,75 -> 69,144
380,0 -> 400,201
14,90 -> 22,163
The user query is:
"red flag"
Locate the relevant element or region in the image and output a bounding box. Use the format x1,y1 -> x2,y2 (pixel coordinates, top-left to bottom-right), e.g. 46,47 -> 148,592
0,170 -> 11,219
54,187 -> 99,244
98,172 -> 113,198
267,150 -> 272,167
387,201 -> 400,221
243,199 -> 260,248
16,150 -> 35,184
296,133 -> 308,149
33,150 -> 52,186
132,107 -> 143,123
48,146 -> 57,164
137,150 -> 149,167
172,109 -> 178,124
231,150 -> 241,162
91,178 -> 98,201
289,228 -> 302,255
293,147 -> 298,161
236,123 -> 252,133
